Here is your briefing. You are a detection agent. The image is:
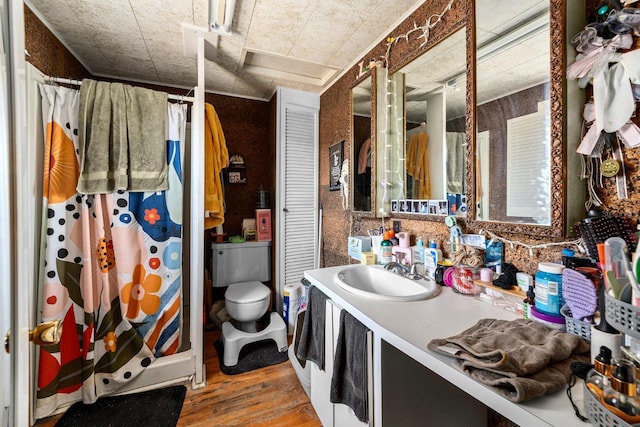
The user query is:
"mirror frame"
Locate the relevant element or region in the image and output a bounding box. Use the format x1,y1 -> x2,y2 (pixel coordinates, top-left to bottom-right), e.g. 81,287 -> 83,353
468,0 -> 567,237
386,16 -> 468,223
350,70 -> 378,217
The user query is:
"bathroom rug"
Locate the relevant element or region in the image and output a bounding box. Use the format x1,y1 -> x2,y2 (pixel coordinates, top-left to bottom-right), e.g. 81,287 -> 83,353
214,338 -> 289,375
55,384 -> 186,427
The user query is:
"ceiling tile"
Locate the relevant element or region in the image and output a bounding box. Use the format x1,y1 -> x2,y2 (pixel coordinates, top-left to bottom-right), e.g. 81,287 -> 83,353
95,30 -> 151,60
27,0 -> 471,99
245,0 -> 317,55
64,0 -> 140,34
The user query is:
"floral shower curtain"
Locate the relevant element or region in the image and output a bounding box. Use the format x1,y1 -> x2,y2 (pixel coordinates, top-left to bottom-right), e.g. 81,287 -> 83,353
36,84 -> 187,419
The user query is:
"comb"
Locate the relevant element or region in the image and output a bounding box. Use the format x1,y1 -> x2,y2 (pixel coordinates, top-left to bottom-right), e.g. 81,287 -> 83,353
562,268 -> 598,321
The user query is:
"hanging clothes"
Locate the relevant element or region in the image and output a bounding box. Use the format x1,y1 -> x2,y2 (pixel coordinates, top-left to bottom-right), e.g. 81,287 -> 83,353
204,102 -> 229,229
357,137 -> 371,175
36,84 -> 186,419
406,130 -> 430,199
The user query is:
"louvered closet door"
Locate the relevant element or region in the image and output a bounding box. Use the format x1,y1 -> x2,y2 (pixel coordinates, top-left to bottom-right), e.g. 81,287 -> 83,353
505,100 -> 550,221
276,87 -> 319,314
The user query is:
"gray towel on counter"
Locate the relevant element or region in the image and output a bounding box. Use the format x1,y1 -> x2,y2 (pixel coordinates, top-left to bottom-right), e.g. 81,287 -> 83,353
427,318 -> 590,402
330,310 -> 369,423
296,286 -> 329,370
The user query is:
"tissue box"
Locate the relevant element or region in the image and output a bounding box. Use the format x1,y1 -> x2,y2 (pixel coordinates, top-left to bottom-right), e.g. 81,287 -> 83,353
348,236 -> 371,260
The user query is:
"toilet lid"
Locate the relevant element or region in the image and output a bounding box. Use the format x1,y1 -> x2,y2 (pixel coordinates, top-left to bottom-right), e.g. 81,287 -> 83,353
225,281 -> 270,303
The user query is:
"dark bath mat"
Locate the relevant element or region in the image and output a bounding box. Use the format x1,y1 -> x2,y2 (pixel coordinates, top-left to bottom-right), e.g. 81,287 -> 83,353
214,338 -> 289,375
55,385 -> 186,427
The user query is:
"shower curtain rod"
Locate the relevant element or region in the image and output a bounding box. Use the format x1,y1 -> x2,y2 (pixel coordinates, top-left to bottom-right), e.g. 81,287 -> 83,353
44,75 -> 195,103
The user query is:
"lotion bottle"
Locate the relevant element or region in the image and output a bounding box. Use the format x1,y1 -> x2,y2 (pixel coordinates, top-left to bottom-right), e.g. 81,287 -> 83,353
424,240 -> 442,279
412,237 -> 425,265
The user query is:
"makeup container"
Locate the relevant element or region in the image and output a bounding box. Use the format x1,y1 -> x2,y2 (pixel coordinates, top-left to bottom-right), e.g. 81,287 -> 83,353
603,358 -> 640,417
534,262 -> 565,315
586,346 -> 612,395
530,306 -> 566,331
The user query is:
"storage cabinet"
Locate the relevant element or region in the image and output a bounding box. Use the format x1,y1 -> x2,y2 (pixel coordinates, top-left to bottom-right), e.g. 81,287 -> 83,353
310,299 -> 372,426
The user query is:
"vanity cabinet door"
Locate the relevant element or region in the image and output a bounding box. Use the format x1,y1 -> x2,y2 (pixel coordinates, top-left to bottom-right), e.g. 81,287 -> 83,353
310,300 -> 335,426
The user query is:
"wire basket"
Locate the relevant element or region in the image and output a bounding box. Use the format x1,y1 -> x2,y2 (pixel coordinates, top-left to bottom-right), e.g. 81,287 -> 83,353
605,295 -> 640,339
583,384 -> 634,427
560,305 -> 592,341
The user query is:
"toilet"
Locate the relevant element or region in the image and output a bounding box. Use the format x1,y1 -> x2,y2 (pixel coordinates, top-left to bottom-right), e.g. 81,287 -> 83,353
210,241 -> 287,366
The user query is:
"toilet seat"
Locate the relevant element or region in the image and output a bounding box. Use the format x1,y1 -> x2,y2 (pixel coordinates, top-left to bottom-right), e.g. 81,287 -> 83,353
225,281 -> 270,303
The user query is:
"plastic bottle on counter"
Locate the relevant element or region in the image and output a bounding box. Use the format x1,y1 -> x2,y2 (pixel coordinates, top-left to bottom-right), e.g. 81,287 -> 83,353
534,262 -> 565,315
522,285 -> 535,320
380,231 -> 393,265
412,237 -> 425,265
425,240 -> 442,275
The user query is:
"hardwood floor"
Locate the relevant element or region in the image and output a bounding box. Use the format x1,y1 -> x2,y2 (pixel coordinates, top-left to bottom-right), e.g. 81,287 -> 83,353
36,327 -> 322,427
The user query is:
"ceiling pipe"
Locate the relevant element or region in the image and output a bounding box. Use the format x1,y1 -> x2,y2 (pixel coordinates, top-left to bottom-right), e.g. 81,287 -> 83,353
209,0 -> 236,35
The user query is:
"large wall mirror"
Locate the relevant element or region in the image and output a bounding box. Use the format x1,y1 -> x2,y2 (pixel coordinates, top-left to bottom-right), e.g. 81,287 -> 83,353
374,25 -> 467,219
351,73 -> 375,214
475,0 -> 551,225
397,27 -> 467,216
470,0 -> 585,237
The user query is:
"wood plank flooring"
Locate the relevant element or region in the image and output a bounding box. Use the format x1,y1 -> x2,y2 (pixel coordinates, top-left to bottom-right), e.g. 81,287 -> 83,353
36,327 -> 322,427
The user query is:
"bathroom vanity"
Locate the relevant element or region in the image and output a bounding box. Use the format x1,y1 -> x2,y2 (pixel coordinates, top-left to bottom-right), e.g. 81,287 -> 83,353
304,265 -> 586,427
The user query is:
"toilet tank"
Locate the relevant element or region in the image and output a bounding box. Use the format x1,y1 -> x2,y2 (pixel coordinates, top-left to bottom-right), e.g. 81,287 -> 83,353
210,241 -> 271,287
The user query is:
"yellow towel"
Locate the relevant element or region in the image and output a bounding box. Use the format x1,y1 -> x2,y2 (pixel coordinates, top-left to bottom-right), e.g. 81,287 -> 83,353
406,132 -> 430,199
204,103 -> 229,230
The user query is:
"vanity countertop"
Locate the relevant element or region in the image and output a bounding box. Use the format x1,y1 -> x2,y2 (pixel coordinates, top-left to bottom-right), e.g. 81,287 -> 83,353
304,265 -> 587,427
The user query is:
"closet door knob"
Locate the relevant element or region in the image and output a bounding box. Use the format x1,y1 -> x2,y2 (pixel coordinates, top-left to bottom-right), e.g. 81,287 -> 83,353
283,208 -> 289,212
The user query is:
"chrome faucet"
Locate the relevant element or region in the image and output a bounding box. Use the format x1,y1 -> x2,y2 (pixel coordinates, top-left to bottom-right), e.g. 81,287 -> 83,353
384,261 -> 423,280
384,261 -> 409,276
407,262 -> 424,280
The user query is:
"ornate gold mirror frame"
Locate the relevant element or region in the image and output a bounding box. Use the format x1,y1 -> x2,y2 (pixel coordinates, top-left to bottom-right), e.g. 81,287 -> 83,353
349,70 -> 378,217
467,0 -> 583,237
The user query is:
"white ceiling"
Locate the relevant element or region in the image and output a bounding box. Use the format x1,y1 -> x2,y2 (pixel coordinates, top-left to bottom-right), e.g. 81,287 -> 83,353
25,0 -> 426,100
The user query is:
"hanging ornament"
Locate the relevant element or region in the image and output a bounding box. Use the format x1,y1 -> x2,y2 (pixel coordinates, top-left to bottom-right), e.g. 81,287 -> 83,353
601,158 -> 620,177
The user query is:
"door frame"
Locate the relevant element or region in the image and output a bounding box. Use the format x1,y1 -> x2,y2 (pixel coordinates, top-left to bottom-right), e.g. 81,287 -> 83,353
1,0 -> 12,424
5,0 -> 33,425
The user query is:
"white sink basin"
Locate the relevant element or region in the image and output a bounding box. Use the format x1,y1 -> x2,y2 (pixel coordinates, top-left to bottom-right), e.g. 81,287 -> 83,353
334,265 -> 440,301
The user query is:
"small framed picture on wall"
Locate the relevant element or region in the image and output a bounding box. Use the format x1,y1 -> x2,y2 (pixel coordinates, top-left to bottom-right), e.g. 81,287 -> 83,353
329,140 -> 344,191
